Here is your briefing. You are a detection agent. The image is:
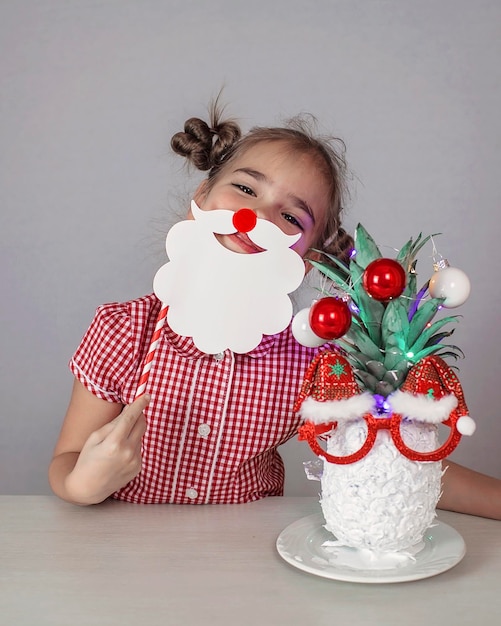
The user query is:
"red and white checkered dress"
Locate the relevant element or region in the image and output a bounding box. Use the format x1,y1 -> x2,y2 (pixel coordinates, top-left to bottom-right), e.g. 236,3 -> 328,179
70,293 -> 322,504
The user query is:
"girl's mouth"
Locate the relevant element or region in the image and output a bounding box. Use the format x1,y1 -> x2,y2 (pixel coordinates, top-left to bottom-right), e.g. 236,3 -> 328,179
217,232 -> 266,254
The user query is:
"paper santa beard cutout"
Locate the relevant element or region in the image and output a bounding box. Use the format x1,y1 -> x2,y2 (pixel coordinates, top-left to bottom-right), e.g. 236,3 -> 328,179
153,201 -> 306,354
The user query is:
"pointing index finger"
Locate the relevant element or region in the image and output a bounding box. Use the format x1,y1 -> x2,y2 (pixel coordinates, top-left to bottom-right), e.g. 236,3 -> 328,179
111,394 -> 150,439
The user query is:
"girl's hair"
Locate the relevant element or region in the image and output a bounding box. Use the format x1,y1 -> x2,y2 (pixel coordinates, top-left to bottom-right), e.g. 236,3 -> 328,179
171,102 -> 353,264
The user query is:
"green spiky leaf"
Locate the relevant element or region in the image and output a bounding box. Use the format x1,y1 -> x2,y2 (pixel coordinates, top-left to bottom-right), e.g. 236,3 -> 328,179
347,350 -> 373,368
407,298 -> 445,347
409,342 -> 463,363
434,350 -> 462,361
345,324 -> 383,362
400,262 -> 418,314
352,223 -> 382,269
409,233 -> 440,262
310,250 -> 351,280
380,299 -> 410,372
350,261 -> 384,344
396,237 -> 415,264
308,259 -> 354,298
407,316 -> 460,354
381,298 -> 409,350
424,328 -> 456,348
395,358 -> 413,376
398,233 -> 439,270
435,344 -> 465,359
383,347 -> 407,371
354,369 -> 379,391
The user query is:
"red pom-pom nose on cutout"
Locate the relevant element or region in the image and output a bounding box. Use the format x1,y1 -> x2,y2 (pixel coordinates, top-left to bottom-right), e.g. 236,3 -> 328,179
232,208 -> 257,233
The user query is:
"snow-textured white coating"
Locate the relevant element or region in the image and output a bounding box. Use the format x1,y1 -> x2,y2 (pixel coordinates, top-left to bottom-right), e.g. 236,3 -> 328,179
320,420 -> 442,556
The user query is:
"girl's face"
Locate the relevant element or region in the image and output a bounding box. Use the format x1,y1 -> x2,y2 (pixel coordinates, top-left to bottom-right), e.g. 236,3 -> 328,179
193,141 -> 330,259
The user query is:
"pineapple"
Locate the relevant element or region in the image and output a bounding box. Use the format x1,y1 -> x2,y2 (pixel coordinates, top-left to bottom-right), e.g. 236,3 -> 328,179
296,224 -> 471,563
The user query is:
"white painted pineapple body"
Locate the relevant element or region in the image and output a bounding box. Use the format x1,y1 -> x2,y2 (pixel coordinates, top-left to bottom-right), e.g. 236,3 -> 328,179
320,419 -> 442,553
295,350 -> 472,566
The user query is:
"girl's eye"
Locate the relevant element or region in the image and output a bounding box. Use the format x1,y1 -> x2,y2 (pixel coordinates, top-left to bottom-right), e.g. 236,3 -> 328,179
234,184 -> 255,196
283,213 -> 303,230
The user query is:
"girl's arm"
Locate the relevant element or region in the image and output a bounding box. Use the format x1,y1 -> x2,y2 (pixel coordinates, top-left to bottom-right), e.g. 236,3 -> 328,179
49,380 -> 148,506
439,459 -> 501,520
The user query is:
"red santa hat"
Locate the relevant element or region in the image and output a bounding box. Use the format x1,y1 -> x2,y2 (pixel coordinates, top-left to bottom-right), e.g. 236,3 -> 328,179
294,351 -> 374,424
389,355 -> 475,435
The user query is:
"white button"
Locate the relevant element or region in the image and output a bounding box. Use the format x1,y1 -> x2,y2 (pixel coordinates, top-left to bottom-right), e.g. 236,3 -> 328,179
186,488 -> 198,500
198,423 -> 211,438
213,352 -> 224,362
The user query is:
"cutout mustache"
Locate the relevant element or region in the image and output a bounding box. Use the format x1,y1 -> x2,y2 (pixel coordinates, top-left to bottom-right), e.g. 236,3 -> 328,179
190,200 -> 301,250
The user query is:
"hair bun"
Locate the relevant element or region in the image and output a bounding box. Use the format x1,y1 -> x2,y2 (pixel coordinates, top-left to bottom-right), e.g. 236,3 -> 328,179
171,117 -> 213,170
210,119 -> 241,164
171,102 -> 242,171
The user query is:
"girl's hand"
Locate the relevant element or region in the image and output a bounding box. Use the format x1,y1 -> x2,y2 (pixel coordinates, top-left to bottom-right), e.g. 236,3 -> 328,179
64,394 -> 150,505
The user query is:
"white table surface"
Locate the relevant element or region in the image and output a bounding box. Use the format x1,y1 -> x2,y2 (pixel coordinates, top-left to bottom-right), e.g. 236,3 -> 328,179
1,496 -> 500,626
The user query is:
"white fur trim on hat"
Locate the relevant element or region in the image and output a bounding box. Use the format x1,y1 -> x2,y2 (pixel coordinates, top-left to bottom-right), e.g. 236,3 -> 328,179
298,392 -> 375,424
389,389 -> 458,424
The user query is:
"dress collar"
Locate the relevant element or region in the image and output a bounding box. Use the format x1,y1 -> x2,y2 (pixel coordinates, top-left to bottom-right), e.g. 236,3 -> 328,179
162,322 -> 280,360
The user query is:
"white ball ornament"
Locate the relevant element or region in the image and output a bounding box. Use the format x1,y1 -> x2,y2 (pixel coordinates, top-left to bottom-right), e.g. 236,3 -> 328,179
291,307 -> 326,347
428,261 -> 471,308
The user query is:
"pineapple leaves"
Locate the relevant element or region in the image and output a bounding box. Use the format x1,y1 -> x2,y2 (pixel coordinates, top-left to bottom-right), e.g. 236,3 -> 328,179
397,233 -> 440,269
310,250 -> 350,280
434,349 -> 464,361
308,223 -> 465,392
346,350 -> 373,368
407,316 -> 460,355
344,324 -> 383,362
381,298 -> 409,347
354,369 -> 379,391
381,299 -> 409,371
407,298 -> 445,347
410,343 -> 464,363
395,237 -> 415,264
353,224 -> 382,269
350,261 -> 384,344
424,329 -> 455,348
409,233 -> 440,261
401,262 -> 418,312
308,259 -> 355,298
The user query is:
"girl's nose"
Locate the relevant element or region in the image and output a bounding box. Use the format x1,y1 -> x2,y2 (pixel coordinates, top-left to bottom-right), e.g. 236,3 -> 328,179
232,208 -> 257,233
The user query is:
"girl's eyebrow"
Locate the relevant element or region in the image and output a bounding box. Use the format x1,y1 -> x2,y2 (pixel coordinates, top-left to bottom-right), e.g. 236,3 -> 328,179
233,167 -> 316,224
233,167 -> 267,181
289,193 -> 316,225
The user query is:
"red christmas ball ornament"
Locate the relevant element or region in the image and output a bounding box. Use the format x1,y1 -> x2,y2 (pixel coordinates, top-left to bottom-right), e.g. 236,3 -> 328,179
309,297 -> 352,340
363,258 -> 407,301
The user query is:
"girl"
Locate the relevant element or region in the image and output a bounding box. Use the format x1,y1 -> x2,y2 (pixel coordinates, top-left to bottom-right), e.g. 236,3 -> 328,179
49,105 -> 501,518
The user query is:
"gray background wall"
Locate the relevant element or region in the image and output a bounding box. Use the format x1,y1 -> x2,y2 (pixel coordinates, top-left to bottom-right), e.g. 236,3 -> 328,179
1,0 -> 500,496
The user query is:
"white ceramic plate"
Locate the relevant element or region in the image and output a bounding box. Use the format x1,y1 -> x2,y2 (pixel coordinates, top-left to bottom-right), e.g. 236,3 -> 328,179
276,513 -> 466,584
